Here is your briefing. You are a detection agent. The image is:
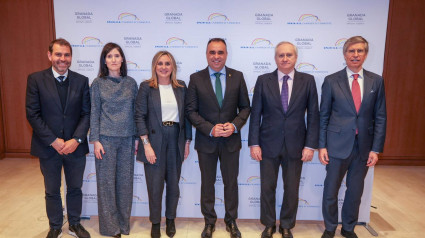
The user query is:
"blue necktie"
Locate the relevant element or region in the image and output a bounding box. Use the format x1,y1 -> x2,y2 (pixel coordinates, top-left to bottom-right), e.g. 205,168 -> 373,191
58,76 -> 65,82
281,75 -> 289,112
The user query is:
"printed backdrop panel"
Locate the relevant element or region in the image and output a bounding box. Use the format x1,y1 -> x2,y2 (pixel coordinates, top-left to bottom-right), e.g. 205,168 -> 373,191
55,0 -> 389,222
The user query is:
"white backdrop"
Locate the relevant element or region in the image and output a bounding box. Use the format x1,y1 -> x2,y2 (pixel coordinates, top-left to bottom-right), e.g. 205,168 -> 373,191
54,0 -> 389,222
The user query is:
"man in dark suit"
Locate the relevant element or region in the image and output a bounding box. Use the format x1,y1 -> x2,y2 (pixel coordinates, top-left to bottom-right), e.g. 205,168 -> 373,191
185,38 -> 250,238
26,38 -> 91,238
248,41 -> 319,238
319,36 -> 387,238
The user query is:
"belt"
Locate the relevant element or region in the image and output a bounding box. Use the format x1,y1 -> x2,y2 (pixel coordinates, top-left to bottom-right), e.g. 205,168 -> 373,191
162,121 -> 178,126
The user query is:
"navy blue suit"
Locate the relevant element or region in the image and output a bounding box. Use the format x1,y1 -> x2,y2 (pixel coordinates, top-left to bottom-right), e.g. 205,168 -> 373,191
26,68 -> 90,229
320,68 -> 386,232
248,69 -> 319,228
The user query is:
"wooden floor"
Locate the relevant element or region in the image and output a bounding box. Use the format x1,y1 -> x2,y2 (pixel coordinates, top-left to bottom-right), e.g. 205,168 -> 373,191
0,158 -> 424,238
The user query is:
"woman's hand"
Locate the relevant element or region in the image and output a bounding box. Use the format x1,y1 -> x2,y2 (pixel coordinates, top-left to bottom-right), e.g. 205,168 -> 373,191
144,143 -> 157,164
93,141 -> 105,159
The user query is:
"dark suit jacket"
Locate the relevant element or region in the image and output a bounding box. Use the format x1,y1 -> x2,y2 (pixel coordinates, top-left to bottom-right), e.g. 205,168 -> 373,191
135,80 -> 192,165
185,66 -> 251,153
319,68 -> 387,160
26,68 -> 90,158
248,69 -> 319,159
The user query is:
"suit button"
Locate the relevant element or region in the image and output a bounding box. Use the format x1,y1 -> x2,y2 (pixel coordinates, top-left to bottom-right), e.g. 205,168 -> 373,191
60,130 -> 63,133
152,129 -> 155,134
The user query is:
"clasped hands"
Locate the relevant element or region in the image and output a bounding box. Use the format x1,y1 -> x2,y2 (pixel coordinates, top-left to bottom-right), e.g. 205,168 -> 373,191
51,138 -> 79,156
211,122 -> 235,137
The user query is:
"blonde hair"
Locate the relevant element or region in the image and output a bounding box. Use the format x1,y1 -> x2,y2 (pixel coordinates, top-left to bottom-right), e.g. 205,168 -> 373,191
147,51 -> 183,88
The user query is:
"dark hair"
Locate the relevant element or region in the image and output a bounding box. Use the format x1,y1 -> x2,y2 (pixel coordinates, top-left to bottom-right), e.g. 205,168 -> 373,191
206,38 -> 227,51
49,38 -> 72,55
98,42 -> 127,78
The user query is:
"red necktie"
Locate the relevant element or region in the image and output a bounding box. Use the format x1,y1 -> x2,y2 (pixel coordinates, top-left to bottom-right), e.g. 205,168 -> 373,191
352,74 -> 361,113
352,74 -> 361,134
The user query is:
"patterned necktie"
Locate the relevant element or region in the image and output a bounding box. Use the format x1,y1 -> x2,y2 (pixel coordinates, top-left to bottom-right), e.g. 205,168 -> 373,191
214,72 -> 223,107
352,74 -> 361,113
58,75 -> 65,82
281,75 -> 289,112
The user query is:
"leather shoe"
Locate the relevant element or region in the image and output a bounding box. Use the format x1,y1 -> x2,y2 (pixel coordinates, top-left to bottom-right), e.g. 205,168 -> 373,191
261,225 -> 276,238
201,224 -> 215,238
69,223 -> 90,238
341,229 -> 358,238
112,234 -> 121,238
278,227 -> 293,238
151,223 -> 161,238
225,220 -> 241,238
321,230 -> 335,238
166,218 -> 176,237
46,228 -> 62,238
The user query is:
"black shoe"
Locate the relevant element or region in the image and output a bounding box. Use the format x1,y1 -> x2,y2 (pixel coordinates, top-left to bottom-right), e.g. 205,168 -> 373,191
261,225 -> 276,238
46,228 -> 62,238
166,218 -> 176,237
201,224 -> 215,238
278,227 -> 293,238
151,223 -> 161,238
321,230 -> 335,238
69,224 -> 91,238
341,229 -> 358,238
113,234 -> 121,238
225,220 -> 242,238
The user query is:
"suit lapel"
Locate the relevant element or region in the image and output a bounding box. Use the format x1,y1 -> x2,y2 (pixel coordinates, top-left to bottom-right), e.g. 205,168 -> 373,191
359,70 -> 373,114
44,69 -> 63,111
202,67 -> 220,109
151,87 -> 162,124
222,67 -> 232,108
336,69 -> 357,113
173,85 -> 184,123
64,70 -> 75,113
287,70 -> 302,113
265,70 -> 284,114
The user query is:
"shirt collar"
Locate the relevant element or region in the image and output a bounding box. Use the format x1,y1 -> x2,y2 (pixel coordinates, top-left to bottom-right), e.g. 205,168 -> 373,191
52,67 -> 69,80
346,67 -> 364,79
208,66 -> 226,77
277,69 -> 295,80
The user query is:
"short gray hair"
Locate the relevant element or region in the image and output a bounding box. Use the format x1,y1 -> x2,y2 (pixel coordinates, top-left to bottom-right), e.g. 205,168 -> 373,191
275,41 -> 298,57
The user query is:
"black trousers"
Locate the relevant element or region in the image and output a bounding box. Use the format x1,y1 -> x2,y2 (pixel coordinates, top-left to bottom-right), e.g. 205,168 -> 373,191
322,137 -> 369,232
260,141 -> 303,229
144,124 -> 181,224
39,153 -> 86,229
198,143 -> 240,225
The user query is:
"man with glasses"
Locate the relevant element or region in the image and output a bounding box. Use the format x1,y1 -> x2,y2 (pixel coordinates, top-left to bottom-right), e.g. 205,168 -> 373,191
319,36 -> 387,238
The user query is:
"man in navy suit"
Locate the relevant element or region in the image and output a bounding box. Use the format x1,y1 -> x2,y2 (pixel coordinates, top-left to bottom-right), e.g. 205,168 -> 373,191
319,36 -> 387,238
186,38 -> 250,238
26,39 -> 91,238
248,41 -> 319,238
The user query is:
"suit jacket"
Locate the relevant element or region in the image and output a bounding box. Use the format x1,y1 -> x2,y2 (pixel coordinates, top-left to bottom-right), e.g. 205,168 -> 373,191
319,68 -> 387,160
135,80 -> 192,165
185,66 -> 251,153
248,69 -> 319,159
26,68 -> 90,158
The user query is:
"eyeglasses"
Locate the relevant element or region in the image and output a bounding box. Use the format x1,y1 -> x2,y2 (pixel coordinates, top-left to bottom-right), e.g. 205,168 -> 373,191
346,49 -> 366,55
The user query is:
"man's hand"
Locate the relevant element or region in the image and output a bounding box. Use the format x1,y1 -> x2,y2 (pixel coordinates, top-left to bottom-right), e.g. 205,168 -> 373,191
250,146 -> 262,161
93,141 -> 105,159
60,139 -> 79,155
319,148 -> 329,165
367,151 -> 379,167
221,122 -> 235,137
184,142 -> 190,161
144,144 -> 157,164
301,148 -> 314,162
211,124 -> 225,137
51,138 -> 65,154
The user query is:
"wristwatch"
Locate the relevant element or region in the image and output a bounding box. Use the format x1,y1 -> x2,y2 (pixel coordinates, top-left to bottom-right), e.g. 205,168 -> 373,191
74,137 -> 83,143
141,137 -> 150,145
